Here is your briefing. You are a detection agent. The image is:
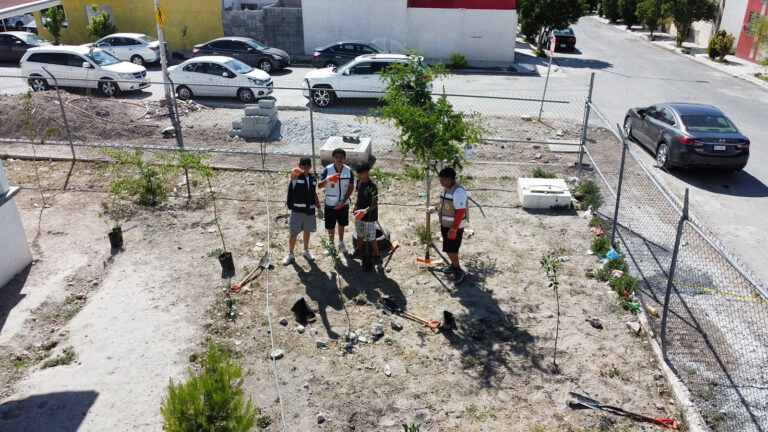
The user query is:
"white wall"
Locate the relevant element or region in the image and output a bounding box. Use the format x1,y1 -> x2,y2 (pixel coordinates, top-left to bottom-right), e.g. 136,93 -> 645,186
302,0 -> 516,62
720,0 -> 749,44
0,160 -> 33,290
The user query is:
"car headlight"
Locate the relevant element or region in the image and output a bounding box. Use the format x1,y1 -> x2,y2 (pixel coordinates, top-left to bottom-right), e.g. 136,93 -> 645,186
248,78 -> 265,86
119,73 -> 134,79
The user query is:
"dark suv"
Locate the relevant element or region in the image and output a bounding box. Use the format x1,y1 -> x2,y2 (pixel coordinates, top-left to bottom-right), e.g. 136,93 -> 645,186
193,37 -> 290,73
312,41 -> 385,68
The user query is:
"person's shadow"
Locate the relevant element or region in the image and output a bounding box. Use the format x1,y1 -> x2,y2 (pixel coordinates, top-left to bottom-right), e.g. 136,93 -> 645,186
336,249 -> 406,310
293,260 -> 343,340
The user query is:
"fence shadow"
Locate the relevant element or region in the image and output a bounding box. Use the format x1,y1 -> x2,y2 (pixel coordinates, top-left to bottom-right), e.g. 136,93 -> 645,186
0,391 -> 98,432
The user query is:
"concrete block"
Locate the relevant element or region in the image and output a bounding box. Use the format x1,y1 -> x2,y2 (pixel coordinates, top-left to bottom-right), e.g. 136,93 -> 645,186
517,178 -> 572,209
242,114 -> 277,128
229,129 -> 240,138
258,99 -> 276,109
244,106 -> 260,116
320,136 -> 372,167
232,120 -> 242,129
239,122 -> 277,138
258,106 -> 278,116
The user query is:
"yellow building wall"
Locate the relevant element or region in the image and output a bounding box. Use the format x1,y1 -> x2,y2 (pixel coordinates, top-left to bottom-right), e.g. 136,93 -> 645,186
33,0 -> 224,52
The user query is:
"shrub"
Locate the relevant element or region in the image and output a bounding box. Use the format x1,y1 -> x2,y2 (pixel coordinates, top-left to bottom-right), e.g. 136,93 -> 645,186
591,236 -> 611,257
609,273 -> 638,296
602,0 -> 620,23
87,6 -> 118,39
404,165 -> 425,181
532,167 -> 557,178
588,215 -> 609,231
597,257 -> 630,281
618,0 -> 639,28
161,343 -> 258,432
574,180 -> 603,211
100,147 -> 170,206
449,53 -> 468,69
708,30 -> 735,61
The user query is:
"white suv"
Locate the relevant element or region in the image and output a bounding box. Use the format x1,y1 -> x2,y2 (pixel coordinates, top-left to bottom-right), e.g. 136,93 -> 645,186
20,45 -> 149,96
302,53 -> 423,107
85,33 -> 163,66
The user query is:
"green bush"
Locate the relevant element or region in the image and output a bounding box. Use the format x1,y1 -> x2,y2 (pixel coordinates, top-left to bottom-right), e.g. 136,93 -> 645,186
588,215 -> 609,231
708,30 -> 735,61
449,53 -> 468,69
404,165 -> 425,181
574,180 -> 603,211
602,0 -> 620,23
597,257 -> 629,281
100,147 -> 170,206
161,343 -> 258,432
609,273 -> 638,295
591,235 -> 611,257
618,0 -> 639,28
532,167 -> 557,179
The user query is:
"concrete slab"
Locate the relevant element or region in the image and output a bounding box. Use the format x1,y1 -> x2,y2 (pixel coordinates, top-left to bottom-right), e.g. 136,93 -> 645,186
517,177 -> 572,209
320,136 -> 372,167
258,99 -> 276,109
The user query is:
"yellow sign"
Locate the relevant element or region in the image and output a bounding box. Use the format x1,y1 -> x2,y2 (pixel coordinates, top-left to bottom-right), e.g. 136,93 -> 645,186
155,5 -> 166,28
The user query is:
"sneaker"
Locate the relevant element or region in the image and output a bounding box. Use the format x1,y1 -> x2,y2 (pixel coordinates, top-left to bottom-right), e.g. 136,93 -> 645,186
282,253 -> 295,266
337,242 -> 348,254
453,268 -> 466,284
440,264 -> 456,274
303,249 -> 315,261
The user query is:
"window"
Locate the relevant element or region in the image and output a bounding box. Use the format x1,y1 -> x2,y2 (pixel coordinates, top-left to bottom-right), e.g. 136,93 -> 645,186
371,61 -> 393,74
137,35 -> 156,43
183,62 -> 206,73
657,107 -> 676,126
85,50 -> 120,66
340,44 -> 357,53
96,37 -> 115,47
207,63 -> 233,77
682,116 -> 738,133
349,61 -> 372,75
0,34 -> 12,45
40,5 -> 69,29
359,44 -> 377,54
210,40 -> 234,50
67,54 -> 86,67
27,52 -> 67,65
232,41 -> 253,52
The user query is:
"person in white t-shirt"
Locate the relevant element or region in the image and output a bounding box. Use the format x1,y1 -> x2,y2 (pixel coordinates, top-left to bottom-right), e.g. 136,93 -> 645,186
318,148 -> 355,254
427,167 -> 468,283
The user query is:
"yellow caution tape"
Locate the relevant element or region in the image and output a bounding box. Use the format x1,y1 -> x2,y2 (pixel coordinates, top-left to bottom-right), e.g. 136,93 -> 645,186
651,277 -> 768,304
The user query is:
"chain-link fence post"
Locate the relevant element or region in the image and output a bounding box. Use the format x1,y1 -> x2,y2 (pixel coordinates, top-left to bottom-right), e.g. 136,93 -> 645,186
41,67 -> 75,161
577,73 -> 595,179
308,86 -> 318,178
660,188 -> 689,360
610,124 -> 628,247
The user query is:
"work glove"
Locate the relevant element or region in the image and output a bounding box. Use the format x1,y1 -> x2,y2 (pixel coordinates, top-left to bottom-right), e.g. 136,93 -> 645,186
334,199 -> 349,211
317,207 -> 324,220
354,209 -> 367,221
447,228 -> 458,240
328,173 -> 341,183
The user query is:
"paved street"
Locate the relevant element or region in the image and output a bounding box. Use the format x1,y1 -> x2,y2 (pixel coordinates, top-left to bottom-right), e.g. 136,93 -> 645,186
0,18 -> 766,285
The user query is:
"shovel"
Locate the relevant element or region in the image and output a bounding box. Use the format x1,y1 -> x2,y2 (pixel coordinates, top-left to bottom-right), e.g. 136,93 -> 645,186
377,297 -> 455,333
231,253 -> 272,292
568,392 -> 678,430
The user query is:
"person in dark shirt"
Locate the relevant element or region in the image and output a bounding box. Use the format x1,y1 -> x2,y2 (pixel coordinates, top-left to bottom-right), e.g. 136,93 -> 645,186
351,163 -> 380,261
283,157 -> 321,265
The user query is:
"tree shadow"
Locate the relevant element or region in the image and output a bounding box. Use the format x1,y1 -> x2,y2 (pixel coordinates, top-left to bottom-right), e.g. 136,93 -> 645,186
0,264 -> 31,336
435,256 -> 543,387
293,260 -> 343,340
0,391 -> 98,432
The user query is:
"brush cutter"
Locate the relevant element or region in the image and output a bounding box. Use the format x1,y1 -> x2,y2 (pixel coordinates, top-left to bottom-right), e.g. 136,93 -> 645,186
568,392 -> 678,430
231,253 -> 272,292
377,297 -> 455,333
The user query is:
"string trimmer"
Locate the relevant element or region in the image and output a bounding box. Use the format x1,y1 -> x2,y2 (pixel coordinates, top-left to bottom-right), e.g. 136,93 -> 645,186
378,297 -> 455,333
567,392 -> 678,430
231,253 -> 272,292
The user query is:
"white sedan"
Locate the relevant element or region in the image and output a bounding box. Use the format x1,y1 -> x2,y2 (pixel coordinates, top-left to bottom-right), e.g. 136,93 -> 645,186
86,33 -> 163,66
168,56 -> 273,103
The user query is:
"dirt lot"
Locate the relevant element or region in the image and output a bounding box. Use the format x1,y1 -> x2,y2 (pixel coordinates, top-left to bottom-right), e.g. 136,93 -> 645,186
0,148 -> 687,431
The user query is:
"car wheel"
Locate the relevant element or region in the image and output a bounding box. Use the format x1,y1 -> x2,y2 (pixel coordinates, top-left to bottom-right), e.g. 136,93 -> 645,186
311,88 -> 335,108
623,116 -> 633,140
237,88 -> 255,103
176,85 -> 193,101
324,61 -> 337,68
258,59 -> 273,73
656,142 -> 672,170
99,79 -> 120,97
130,55 -> 145,66
29,76 -> 49,92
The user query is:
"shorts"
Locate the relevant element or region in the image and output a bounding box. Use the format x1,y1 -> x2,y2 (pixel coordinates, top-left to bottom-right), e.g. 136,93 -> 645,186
324,205 -> 349,230
289,211 -> 316,236
441,226 -> 464,253
355,220 -> 376,240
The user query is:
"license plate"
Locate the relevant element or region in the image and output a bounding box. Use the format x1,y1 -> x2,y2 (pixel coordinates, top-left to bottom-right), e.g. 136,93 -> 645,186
714,145 -> 726,151
559,44 -> 567,47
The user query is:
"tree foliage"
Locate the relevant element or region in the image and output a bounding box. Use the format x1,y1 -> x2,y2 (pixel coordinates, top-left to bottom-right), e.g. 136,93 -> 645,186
518,0 -> 587,47
602,0 -> 621,23
87,5 -> 118,39
618,0 -> 639,29
636,0 -> 666,38
374,50 -> 483,172
161,343 -> 258,432
99,147 -> 171,206
663,0 -> 718,47
708,30 -> 735,61
43,6 -> 65,44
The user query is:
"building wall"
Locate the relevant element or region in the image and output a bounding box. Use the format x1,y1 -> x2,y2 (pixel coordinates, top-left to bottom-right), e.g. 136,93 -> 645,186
302,0 -> 516,62
721,0 -> 749,45
33,0 -> 224,52
222,6 -> 304,55
0,160 -> 32,290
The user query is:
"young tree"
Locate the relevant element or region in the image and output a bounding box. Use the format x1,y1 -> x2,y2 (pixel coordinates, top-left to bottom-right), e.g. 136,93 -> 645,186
44,6 -> 65,44
518,0 -> 587,48
663,0 -> 718,47
636,0 -> 666,39
602,0 -> 621,23
87,5 -> 118,39
618,0 -> 639,29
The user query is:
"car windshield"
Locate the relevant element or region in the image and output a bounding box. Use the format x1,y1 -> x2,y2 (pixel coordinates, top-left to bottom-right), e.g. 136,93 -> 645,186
682,115 -> 738,133
246,39 -> 268,50
554,28 -> 574,35
85,50 -> 121,66
223,59 -> 253,74
138,35 -> 156,43
369,43 -> 385,53
23,34 -> 47,44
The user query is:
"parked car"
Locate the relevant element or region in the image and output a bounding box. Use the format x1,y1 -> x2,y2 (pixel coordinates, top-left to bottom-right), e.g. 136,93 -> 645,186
168,56 -> 273,103
302,53 -> 426,108
84,33 -> 164,66
623,103 -> 750,171
545,27 -> 576,52
312,41 -> 385,68
0,32 -> 51,62
20,45 -> 149,96
2,14 -> 34,32
193,37 -> 290,73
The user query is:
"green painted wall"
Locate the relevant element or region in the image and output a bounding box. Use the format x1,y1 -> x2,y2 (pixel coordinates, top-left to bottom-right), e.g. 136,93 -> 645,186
34,0 -> 224,52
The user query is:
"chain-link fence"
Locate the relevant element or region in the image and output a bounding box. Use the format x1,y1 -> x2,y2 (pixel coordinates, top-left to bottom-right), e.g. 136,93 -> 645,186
582,101 -> 768,432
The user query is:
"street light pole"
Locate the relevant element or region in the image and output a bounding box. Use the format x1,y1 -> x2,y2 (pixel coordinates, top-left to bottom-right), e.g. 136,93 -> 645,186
152,0 -> 172,104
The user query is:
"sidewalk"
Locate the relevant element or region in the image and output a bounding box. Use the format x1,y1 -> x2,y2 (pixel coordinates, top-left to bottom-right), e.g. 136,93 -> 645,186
589,15 -> 768,89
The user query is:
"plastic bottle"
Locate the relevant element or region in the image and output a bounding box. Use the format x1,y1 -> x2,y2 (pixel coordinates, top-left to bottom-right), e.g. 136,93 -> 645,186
465,144 -> 473,159
646,305 -> 658,317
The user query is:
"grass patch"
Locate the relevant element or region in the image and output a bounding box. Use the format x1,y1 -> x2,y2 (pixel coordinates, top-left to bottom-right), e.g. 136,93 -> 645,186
41,348 -> 74,369
588,215 -> 609,231
461,355 -> 479,369
597,257 -> 629,281
41,340 -> 59,351
370,166 -> 394,189
255,415 -> 272,429
449,53 -> 468,69
591,236 -> 611,257
404,165 -> 425,181
532,167 -> 557,179
414,223 -> 429,245
573,180 -> 603,211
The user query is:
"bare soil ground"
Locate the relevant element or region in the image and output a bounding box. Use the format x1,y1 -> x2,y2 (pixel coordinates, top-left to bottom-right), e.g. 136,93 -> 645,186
0,152 -> 687,431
